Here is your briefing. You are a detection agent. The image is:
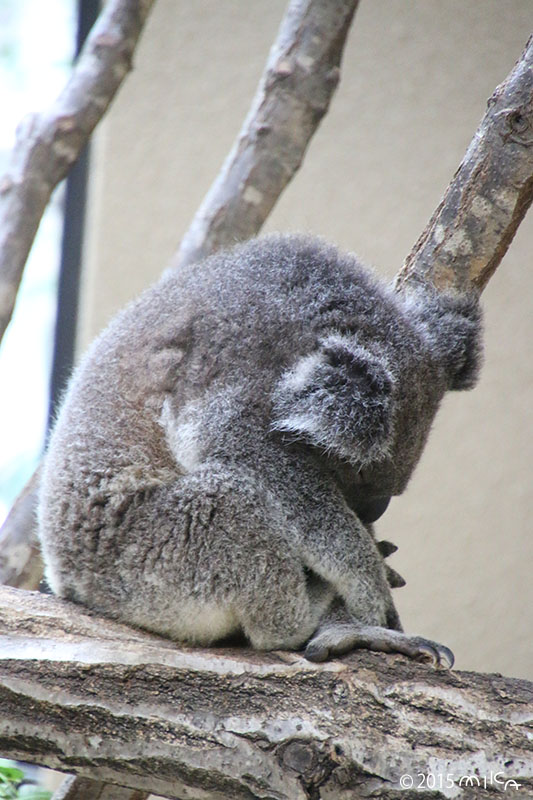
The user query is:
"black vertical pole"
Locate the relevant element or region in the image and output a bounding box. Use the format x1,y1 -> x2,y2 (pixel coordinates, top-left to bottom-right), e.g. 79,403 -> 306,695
46,0 -> 100,429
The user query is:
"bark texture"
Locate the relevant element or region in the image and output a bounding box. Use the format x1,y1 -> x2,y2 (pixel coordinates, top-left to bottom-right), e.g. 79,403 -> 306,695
173,0 -> 360,267
0,0 -> 156,346
52,775 -> 148,800
396,36 -> 533,293
0,587 -> 532,800
0,468 -> 43,590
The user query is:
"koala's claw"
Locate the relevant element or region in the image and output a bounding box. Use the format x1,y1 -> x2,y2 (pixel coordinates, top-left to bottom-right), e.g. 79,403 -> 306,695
409,639 -> 454,669
304,640 -> 332,663
377,539 -> 398,557
385,564 -> 406,588
304,624 -> 455,669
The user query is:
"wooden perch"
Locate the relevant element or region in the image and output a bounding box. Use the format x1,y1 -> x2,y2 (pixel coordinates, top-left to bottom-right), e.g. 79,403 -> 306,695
0,586 -> 531,800
0,0 -> 156,346
396,36 -> 533,293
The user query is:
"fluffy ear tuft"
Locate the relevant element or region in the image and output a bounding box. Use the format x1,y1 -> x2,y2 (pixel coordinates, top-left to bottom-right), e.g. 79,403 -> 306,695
433,293 -> 483,390
271,336 -> 396,465
404,288 -> 483,391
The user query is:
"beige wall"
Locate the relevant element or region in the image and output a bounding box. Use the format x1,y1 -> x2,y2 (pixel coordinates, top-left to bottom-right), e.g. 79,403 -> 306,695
80,0 -> 533,679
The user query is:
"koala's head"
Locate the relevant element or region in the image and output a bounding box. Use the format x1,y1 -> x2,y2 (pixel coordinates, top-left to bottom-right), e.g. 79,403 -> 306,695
271,284 -> 482,507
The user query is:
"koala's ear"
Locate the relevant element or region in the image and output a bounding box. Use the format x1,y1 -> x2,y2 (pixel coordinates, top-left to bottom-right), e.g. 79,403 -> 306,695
409,290 -> 483,391
443,294 -> 483,390
271,336 -> 396,465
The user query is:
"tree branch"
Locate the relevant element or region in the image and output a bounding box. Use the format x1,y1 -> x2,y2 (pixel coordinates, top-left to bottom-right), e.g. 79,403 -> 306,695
0,587 -> 531,800
0,0 -> 156,346
0,468 -> 42,590
173,0 -> 360,267
396,36 -> 533,293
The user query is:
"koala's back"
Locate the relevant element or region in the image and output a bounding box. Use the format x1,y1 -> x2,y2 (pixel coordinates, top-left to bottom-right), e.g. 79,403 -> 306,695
44,233 -> 395,476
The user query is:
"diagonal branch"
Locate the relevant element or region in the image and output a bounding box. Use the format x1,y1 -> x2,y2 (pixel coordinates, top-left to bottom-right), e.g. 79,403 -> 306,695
0,0 -> 156,346
174,0 -> 360,267
396,36 -> 533,294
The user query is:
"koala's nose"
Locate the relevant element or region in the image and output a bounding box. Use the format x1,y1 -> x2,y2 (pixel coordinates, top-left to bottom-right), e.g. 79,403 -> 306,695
356,496 -> 391,523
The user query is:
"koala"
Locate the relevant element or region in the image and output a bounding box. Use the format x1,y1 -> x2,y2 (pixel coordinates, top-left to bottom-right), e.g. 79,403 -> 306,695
38,233 -> 482,666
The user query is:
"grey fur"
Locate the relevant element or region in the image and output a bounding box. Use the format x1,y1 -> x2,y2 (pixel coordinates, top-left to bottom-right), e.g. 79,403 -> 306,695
38,233 -> 482,665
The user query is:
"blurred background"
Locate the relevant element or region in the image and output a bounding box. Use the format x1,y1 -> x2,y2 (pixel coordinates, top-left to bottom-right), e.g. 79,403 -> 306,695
0,0 -> 74,528
1,0 -> 532,683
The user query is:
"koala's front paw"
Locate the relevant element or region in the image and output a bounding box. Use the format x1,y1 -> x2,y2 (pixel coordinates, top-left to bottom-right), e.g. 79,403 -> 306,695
304,623 -> 454,669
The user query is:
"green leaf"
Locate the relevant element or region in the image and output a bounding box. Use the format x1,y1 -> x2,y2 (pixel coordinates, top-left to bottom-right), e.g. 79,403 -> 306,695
0,767 -> 23,783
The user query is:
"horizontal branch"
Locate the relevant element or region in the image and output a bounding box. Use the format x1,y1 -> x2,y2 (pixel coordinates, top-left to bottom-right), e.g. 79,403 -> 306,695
174,0 -> 359,268
0,0 -> 156,345
396,36 -> 533,293
0,587 -> 531,800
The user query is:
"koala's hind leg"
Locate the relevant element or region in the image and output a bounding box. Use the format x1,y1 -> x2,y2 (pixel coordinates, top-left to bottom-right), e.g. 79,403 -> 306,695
238,566 -> 335,652
43,461 -> 335,652
305,602 -> 454,668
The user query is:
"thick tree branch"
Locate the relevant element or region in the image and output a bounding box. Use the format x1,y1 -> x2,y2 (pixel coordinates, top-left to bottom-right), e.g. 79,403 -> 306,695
173,0 -> 360,267
0,0 -> 156,346
0,587 -> 531,800
396,36 -> 533,293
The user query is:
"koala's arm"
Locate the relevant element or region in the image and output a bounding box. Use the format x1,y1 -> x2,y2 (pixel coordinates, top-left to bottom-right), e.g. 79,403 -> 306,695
262,465 -> 453,668
267,287 -> 483,668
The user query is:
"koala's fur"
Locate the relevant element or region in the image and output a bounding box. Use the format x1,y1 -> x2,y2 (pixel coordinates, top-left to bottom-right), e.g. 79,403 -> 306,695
38,234 -> 482,664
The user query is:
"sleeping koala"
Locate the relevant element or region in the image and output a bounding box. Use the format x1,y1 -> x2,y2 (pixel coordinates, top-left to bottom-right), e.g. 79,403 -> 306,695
38,233 -> 482,666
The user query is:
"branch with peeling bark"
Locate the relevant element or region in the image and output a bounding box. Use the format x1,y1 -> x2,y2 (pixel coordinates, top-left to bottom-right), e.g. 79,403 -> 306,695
396,36 -> 533,293
174,0 -> 360,267
0,0 -> 156,346
0,587 -> 531,800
